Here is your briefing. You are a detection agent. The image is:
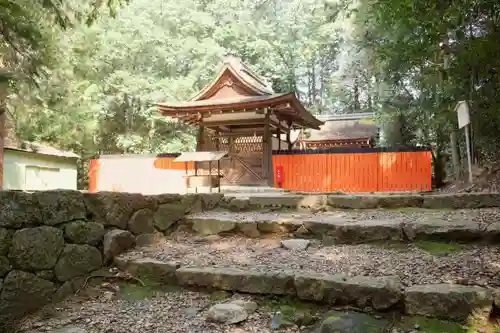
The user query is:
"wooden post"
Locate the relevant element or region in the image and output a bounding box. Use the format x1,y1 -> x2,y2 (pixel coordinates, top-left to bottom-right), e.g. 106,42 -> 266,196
286,121 -> 293,151
263,110 -> 273,186
276,127 -> 281,151
208,161 -> 212,193
196,125 -> 204,151
215,130 -> 220,150
217,159 -> 221,193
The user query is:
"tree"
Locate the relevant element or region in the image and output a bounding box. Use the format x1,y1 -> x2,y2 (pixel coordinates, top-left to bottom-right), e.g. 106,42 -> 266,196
0,0 -> 127,189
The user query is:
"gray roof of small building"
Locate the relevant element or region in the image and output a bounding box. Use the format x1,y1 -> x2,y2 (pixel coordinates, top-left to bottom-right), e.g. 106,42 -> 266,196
5,141 -> 80,158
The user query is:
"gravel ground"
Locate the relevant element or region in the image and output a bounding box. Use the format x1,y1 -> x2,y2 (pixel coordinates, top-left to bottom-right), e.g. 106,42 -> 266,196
21,286 -> 306,333
132,227 -> 500,287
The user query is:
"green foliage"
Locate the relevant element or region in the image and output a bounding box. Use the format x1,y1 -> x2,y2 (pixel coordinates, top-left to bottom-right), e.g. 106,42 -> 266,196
7,0 -> 500,189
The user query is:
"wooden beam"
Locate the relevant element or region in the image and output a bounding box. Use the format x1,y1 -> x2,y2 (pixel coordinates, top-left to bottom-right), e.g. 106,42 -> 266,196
263,111 -> 273,186
203,118 -> 265,127
277,127 -> 281,151
286,120 -> 293,151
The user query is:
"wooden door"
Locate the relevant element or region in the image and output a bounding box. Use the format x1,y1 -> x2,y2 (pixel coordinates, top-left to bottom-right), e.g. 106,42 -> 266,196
197,135 -> 266,185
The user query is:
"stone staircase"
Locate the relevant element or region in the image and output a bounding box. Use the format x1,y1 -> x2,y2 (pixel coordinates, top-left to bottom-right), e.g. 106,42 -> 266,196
112,192 -> 500,327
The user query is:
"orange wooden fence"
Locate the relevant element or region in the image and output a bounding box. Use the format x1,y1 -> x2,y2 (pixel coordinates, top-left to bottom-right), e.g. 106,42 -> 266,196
272,148 -> 432,192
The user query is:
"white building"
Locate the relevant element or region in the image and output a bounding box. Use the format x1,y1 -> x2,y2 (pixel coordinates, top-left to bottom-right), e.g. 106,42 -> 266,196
3,141 -> 79,191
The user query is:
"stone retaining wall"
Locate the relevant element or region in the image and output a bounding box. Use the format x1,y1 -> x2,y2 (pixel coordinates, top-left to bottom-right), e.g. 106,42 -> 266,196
0,190 -> 222,328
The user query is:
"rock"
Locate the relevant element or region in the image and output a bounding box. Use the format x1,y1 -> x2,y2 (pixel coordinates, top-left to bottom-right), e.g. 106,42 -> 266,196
103,229 -> 135,261
294,225 -> 310,236
0,228 -> 13,255
54,244 -> 103,281
51,327 -> 88,333
151,193 -> 182,204
176,266 -> 295,295
297,195 -> 327,212
191,219 -> 236,235
64,221 -> 105,245
327,195 -> 380,209
127,208 -> 155,235
294,272 -> 402,310
205,303 -> 248,324
36,190 -> 86,225
376,195 -> 423,209
281,239 -> 310,251
53,276 -> 86,302
257,221 -> 296,234
0,270 -> 56,319
305,219 -> 403,244
193,234 -> 222,243
316,311 -> 389,333
114,256 -> 179,283
181,194 -> 203,213
84,192 -> 157,229
199,193 -> 224,210
9,226 -> 65,271
404,284 -> 493,321
0,191 -> 41,228
238,223 -> 260,238
270,311 -> 295,329
153,203 -> 186,231
0,256 -> 11,277
229,299 -> 258,313
36,270 -> 54,281
403,218 -> 485,242
135,232 -> 163,247
227,198 -> 250,211
422,193 -> 500,209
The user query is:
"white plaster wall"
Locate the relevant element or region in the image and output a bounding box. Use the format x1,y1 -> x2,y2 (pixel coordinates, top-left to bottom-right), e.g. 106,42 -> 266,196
3,150 -> 78,190
96,157 -> 188,194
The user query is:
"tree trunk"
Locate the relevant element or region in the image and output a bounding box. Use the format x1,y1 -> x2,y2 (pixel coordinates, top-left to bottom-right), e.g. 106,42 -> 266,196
0,110 -> 4,190
432,148 -> 446,188
0,70 -> 8,190
353,76 -> 360,111
450,130 -> 461,182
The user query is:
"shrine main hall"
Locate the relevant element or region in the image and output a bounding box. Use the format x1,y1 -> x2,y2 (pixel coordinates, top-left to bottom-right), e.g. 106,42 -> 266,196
157,56 -> 323,186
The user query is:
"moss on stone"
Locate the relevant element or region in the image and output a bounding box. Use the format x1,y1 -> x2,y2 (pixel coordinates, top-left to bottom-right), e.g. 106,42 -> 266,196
414,240 -> 462,254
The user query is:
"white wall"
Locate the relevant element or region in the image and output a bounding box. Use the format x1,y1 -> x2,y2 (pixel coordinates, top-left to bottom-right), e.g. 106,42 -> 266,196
3,150 -> 78,190
95,156 -> 188,194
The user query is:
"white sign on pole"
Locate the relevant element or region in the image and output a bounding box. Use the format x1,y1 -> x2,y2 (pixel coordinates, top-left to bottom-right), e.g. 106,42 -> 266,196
454,100 -> 473,183
455,100 -> 470,129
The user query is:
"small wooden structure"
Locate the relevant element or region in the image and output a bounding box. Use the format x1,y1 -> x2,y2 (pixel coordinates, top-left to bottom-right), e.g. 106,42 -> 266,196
294,113 -> 378,149
157,56 -> 323,186
174,151 -> 227,193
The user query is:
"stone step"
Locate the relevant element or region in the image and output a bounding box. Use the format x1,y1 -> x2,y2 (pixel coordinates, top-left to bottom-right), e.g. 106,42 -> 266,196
113,255 -> 498,322
185,211 -> 500,244
219,192 -> 500,211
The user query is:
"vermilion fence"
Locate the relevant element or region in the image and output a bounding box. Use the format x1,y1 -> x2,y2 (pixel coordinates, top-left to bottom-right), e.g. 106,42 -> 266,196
271,148 -> 432,192
89,148 -> 432,193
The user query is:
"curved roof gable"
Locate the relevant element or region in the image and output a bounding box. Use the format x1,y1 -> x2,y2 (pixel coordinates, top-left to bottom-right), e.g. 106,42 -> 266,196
190,56 -> 274,101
